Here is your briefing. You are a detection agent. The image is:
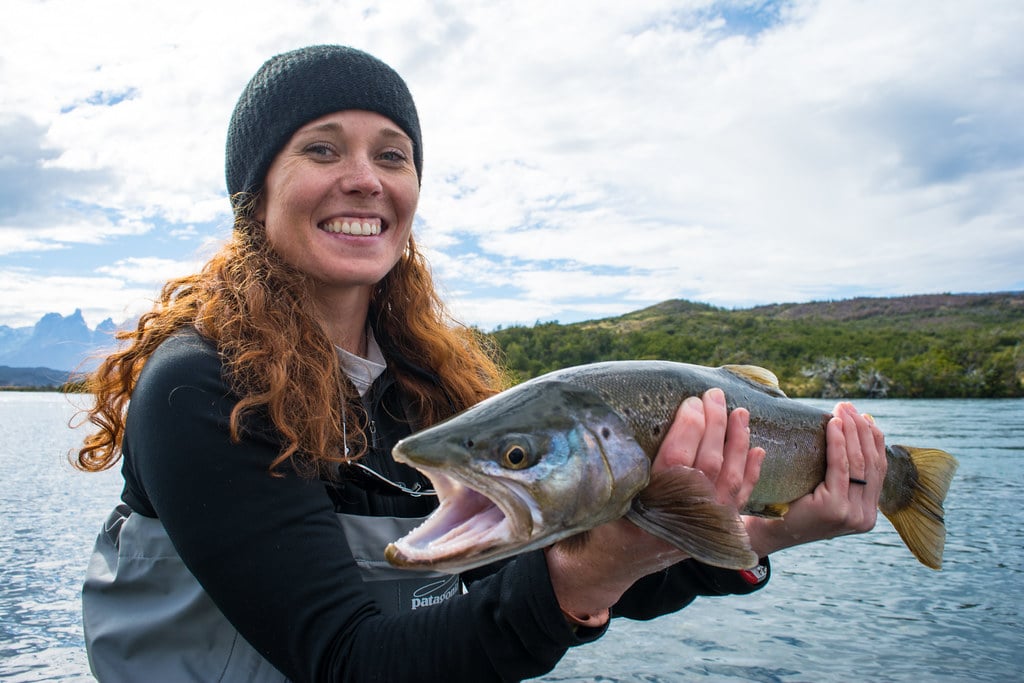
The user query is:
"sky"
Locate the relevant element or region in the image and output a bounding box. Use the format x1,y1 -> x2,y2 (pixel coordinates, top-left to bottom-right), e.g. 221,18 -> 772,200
2,0 -> 1022,331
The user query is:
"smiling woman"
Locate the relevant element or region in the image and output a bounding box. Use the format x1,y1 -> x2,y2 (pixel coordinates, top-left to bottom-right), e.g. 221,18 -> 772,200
70,44 -> 889,683
256,111 -> 420,315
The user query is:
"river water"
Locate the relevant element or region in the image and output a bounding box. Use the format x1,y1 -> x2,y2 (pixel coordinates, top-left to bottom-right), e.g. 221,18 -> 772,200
0,393 -> 1020,682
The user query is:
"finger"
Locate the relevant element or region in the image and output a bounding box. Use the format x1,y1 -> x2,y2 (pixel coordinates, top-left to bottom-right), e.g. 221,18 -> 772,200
738,446 -> 765,509
847,411 -> 883,529
715,407 -> 751,505
854,416 -> 876,492
838,403 -> 867,485
824,414 -> 850,493
842,405 -> 884,533
653,396 -> 705,473
858,414 -> 885,528
865,414 -> 888,485
693,388 -> 728,480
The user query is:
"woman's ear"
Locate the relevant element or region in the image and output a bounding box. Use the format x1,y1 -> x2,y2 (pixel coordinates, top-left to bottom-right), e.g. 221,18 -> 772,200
253,195 -> 266,222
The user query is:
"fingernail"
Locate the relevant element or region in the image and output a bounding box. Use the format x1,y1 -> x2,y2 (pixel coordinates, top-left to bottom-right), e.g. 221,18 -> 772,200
683,396 -> 703,413
864,413 -> 875,423
707,387 -> 725,405
732,406 -> 749,428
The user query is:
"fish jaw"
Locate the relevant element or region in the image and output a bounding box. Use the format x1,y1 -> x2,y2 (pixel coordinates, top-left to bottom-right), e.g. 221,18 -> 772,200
385,422 -> 642,573
385,379 -> 652,573
384,462 -> 543,572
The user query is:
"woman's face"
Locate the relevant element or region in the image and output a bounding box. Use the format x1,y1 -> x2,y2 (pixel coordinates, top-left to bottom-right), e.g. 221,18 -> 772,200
256,110 -> 419,296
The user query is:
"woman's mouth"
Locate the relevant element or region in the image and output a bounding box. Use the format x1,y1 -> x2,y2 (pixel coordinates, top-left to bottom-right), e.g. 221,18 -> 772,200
318,217 -> 383,236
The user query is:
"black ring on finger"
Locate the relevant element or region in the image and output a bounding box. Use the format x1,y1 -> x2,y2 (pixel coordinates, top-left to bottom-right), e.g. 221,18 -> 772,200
849,477 -> 868,485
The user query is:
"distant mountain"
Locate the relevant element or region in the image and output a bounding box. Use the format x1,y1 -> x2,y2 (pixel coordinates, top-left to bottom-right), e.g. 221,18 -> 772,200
622,291 -> 1023,323
1,293 -> 1021,394
0,309 -> 120,374
0,365 -> 73,389
742,292 -> 1024,321
0,324 -> 32,358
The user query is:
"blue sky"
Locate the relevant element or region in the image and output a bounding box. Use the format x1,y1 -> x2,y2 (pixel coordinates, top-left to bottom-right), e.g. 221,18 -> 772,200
2,0 -> 1022,331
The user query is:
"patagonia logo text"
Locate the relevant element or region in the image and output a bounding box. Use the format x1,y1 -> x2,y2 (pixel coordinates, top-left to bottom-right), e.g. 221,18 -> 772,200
410,576 -> 460,610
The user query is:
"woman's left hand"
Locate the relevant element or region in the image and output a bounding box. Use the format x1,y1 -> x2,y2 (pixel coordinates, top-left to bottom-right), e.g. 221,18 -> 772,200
744,402 -> 887,557
544,388 -> 764,627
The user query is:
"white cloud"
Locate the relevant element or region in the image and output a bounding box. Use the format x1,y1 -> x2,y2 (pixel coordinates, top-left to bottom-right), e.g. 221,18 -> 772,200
95,256 -> 205,286
0,269 -> 164,328
0,217 -> 152,255
1,0 -> 1021,329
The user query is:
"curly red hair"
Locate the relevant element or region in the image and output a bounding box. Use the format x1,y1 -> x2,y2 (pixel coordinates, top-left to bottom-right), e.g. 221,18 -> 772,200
75,202 -> 506,475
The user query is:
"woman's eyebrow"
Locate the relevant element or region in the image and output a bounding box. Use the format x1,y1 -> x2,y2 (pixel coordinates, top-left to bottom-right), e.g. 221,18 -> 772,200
297,120 -> 411,144
379,127 -> 413,144
299,121 -> 341,135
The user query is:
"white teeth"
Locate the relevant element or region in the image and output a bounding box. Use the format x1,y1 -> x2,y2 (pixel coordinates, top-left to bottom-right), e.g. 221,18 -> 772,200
320,219 -> 381,236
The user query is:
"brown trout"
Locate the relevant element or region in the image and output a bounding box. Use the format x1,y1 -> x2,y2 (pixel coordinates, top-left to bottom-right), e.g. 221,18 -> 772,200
385,361 -> 958,573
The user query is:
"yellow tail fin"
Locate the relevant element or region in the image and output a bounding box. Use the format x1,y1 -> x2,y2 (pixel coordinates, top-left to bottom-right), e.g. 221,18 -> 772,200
882,446 -> 959,570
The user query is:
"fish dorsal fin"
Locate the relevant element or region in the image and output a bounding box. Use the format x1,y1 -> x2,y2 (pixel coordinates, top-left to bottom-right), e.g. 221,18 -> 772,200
722,364 -> 787,397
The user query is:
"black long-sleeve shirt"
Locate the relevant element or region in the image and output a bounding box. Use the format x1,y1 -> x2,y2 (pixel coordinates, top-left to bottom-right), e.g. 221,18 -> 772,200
116,328 -> 768,682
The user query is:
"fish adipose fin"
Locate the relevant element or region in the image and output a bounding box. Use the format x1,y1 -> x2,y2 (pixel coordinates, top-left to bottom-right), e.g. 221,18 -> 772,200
626,465 -> 757,570
883,446 -> 959,570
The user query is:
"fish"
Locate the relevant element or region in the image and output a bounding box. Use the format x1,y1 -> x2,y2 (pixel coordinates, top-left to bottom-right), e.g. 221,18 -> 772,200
385,361 -> 958,574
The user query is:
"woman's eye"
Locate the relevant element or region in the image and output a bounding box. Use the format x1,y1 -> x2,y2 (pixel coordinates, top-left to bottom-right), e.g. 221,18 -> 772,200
305,143 -> 335,158
378,149 -> 409,164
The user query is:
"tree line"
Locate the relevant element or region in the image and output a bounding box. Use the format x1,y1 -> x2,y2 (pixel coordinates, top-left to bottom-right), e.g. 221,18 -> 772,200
487,295 -> 1024,398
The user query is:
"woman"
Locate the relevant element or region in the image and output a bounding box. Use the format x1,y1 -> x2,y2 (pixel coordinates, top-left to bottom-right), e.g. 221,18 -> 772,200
76,45 -> 886,682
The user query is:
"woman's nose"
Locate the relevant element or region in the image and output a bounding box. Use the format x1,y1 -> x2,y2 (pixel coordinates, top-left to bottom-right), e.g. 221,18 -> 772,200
338,156 -> 383,195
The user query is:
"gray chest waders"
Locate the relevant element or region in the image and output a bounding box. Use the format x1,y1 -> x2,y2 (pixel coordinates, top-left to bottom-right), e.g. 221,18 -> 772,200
83,505 -> 459,681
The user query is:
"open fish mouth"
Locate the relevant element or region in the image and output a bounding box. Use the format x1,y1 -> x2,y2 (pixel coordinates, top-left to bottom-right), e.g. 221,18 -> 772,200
385,467 -> 538,571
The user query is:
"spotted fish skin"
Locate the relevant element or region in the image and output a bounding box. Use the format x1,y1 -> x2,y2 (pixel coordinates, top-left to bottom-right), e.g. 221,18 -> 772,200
387,361 -> 958,573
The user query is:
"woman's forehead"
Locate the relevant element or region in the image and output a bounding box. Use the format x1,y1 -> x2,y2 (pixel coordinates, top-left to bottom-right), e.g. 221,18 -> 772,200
295,110 -> 412,142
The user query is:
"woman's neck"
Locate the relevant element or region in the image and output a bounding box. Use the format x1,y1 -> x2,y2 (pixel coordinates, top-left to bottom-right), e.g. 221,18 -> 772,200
313,286 -> 372,357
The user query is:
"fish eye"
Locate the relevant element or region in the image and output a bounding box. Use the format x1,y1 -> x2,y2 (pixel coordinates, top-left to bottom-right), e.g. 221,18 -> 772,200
501,444 -> 530,470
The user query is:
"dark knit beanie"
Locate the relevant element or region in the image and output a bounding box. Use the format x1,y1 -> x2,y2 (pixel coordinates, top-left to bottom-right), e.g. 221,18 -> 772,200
225,45 -> 422,208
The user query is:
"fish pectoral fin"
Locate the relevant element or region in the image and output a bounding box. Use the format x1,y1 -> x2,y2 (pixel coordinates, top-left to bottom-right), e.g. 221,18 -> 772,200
626,465 -> 757,570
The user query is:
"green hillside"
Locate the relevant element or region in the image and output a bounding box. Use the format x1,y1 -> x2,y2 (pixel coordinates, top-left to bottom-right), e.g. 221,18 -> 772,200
489,292 -> 1024,398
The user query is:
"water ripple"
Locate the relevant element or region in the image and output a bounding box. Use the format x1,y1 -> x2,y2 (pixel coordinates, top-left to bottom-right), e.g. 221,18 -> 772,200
1,394 -> 1022,682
